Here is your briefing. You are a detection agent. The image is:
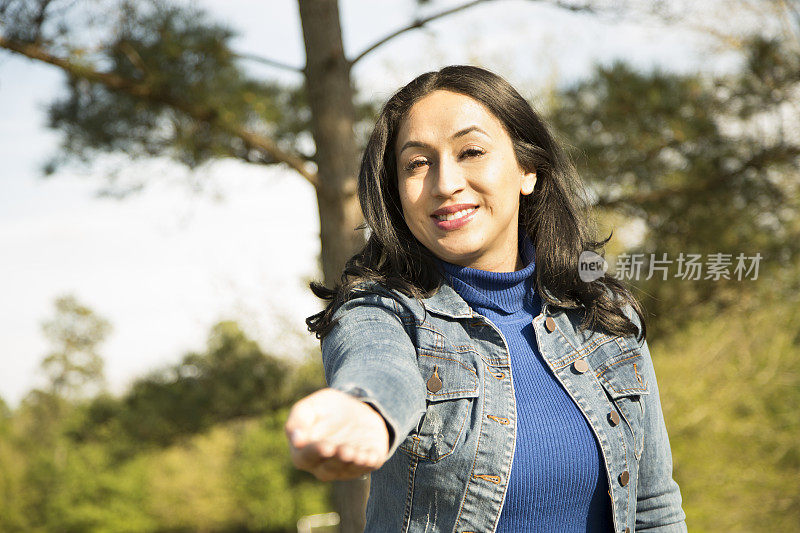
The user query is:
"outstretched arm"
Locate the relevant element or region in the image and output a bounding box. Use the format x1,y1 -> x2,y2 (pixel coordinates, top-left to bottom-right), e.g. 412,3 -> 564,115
635,338 -> 687,532
285,293 -> 427,481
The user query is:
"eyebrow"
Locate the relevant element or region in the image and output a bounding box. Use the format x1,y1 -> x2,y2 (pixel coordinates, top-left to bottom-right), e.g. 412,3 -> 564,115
398,125 -> 490,155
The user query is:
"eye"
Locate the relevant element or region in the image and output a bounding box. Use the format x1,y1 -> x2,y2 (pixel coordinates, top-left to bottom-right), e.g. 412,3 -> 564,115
461,147 -> 485,158
404,158 -> 428,172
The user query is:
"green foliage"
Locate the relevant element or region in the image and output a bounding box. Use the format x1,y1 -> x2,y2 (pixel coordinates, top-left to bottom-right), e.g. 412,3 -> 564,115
284,349 -> 328,401
39,443 -> 155,533
550,37 -> 800,335
144,423 -> 245,531
76,321 -> 294,450
0,395 -> 10,430
0,426 -> 28,531
0,406 -> 330,532
0,313 -> 330,532
230,409 -> 331,530
655,291 -> 800,532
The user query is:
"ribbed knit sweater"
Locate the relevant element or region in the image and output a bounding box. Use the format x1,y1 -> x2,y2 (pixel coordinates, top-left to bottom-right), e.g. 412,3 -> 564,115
439,238 -> 612,532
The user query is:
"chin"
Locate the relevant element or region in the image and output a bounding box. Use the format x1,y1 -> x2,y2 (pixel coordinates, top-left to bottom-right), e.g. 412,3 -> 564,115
437,247 -> 480,265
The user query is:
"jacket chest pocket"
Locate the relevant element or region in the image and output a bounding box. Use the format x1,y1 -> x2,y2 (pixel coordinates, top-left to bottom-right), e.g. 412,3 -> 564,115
399,353 -> 480,462
596,352 -> 650,459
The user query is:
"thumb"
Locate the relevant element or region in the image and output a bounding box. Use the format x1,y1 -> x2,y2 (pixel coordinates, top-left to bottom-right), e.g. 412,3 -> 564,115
285,397 -> 322,447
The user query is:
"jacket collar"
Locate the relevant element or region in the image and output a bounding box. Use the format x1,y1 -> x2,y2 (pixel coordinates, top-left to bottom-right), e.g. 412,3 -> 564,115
420,282 -> 474,318
421,280 -> 560,319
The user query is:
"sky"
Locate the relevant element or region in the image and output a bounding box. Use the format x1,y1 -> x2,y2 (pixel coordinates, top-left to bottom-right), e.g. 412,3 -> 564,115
0,0 -> 763,408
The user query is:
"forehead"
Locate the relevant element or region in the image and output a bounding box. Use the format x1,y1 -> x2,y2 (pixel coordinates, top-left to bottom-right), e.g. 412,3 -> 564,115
395,90 -> 503,146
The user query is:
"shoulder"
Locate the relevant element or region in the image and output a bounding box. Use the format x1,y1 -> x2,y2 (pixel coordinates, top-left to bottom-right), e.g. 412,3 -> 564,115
554,293 -> 645,357
321,282 -> 424,358
330,280 -> 427,326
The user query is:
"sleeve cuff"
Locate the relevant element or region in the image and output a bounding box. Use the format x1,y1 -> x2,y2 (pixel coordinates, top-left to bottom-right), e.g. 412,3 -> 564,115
331,381 -> 424,461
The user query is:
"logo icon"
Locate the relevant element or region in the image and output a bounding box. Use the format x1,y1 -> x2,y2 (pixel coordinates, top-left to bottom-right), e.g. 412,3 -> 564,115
579,251 -> 608,282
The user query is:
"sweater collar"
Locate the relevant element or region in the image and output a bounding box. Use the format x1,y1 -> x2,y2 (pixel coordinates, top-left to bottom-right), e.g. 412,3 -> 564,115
438,236 -> 537,320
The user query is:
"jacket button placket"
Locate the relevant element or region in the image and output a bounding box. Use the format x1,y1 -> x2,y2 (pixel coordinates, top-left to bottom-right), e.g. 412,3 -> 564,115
455,315 -> 516,532
545,316 -> 628,533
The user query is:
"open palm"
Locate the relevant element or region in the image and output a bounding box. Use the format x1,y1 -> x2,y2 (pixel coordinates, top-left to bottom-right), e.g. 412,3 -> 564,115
285,388 -> 391,481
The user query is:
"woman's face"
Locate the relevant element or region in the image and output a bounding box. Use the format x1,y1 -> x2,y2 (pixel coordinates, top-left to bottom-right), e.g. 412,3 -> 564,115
394,90 -> 536,272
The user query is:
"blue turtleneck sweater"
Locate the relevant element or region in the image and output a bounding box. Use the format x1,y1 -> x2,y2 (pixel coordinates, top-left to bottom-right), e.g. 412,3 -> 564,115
440,238 -> 612,532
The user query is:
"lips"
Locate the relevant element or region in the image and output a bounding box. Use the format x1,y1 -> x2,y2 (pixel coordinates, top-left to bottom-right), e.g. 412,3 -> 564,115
431,203 -> 478,217
431,204 -> 478,231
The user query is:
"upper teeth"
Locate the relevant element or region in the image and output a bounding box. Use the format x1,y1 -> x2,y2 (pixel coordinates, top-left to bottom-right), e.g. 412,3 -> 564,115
436,207 -> 476,221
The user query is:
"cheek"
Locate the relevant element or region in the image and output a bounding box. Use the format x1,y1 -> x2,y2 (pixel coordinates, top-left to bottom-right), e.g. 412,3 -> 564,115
398,179 -> 425,218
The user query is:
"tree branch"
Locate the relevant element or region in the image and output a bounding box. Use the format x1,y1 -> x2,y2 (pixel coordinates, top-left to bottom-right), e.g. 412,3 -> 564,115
0,36 -> 318,187
594,182 -> 706,210
233,51 -> 305,74
349,0 -> 493,66
594,145 -> 800,210
349,0 -> 599,66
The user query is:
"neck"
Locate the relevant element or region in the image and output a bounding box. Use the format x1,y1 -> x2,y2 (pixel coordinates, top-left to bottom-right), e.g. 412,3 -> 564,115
449,250 -> 523,273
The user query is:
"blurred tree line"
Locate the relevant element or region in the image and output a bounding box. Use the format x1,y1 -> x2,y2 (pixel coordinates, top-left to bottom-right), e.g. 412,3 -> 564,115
1,0 -> 799,531
0,295 -> 331,532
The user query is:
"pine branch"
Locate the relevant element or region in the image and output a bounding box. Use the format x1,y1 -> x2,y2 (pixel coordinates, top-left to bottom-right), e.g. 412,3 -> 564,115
0,35 -> 319,187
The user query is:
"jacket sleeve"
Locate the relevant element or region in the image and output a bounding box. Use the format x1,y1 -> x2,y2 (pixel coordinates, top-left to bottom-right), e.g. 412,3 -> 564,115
321,291 -> 427,460
633,333 -> 688,531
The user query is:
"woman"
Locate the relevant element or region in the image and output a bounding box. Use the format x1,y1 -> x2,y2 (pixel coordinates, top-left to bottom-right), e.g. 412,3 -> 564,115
285,65 -> 686,532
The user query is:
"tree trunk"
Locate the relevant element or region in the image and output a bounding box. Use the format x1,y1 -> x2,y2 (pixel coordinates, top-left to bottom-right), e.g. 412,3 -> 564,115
298,0 -> 365,287
297,1 -> 369,532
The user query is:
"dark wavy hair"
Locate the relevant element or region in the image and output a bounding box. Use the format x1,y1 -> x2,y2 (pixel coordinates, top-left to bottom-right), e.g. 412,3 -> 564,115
307,65 -> 645,341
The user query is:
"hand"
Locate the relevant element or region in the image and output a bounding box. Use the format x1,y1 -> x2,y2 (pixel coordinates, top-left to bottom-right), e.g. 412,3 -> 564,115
284,388 -> 391,482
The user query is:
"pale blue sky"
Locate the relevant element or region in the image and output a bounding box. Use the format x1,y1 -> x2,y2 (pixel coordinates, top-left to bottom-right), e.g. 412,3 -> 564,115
0,0 -> 761,407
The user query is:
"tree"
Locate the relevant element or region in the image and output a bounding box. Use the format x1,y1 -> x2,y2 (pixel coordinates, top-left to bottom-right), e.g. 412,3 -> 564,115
40,295 -> 110,402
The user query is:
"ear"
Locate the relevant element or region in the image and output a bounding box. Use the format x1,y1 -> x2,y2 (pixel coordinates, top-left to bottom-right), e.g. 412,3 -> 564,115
520,170 -> 537,196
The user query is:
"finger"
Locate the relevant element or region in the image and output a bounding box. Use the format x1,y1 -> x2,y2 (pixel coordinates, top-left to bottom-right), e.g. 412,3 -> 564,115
349,445 -> 377,468
291,439 -> 334,470
312,456 -> 346,481
314,457 -> 371,482
338,444 -> 357,463
329,445 -> 379,476
285,402 -> 320,447
343,442 -> 380,465
289,442 -> 320,471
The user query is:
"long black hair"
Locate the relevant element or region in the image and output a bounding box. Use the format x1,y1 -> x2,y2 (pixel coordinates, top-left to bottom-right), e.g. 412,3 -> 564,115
307,65 -> 645,341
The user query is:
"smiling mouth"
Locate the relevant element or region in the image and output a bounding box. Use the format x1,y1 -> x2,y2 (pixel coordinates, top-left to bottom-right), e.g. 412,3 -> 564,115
432,206 -> 478,221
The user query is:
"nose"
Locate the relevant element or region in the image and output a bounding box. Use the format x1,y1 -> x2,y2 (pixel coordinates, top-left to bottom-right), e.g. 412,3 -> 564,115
429,156 -> 466,198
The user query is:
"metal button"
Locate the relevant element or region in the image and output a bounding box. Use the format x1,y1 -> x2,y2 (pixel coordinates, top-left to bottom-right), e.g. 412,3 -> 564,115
545,316 -> 556,332
619,470 -> 630,486
608,411 -> 620,426
572,359 -> 589,374
426,366 -> 443,393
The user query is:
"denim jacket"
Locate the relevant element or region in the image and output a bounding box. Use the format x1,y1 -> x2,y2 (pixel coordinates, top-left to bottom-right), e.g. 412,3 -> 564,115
321,281 -> 687,533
